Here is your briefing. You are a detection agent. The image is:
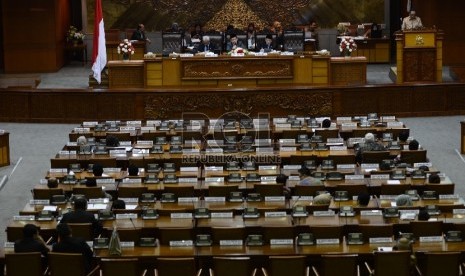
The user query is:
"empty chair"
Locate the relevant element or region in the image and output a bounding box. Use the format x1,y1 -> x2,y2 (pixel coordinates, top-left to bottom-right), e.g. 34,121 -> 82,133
364,251 -> 411,276
162,31 -> 183,53
361,151 -> 390,164
141,132 -> 166,140
422,183 -> 454,195
118,186 -> 148,198
50,158 -> 78,169
283,30 -> 305,52
32,188 -> 64,200
208,184 -> 239,197
116,228 -> 142,242
105,29 -> 120,42
315,129 -> 339,141
100,258 -> 147,276
67,223 -> 94,241
72,186 -> 104,199
380,184 -> 411,195
156,257 -> 202,276
262,226 -> 295,244
211,227 -> 246,244
281,129 -> 308,140
163,185 -> 195,197
209,257 -> 257,276
289,155 -> 318,166
48,252 -> 98,276
358,224 -> 393,243
313,254 -> 359,276
399,150 -> 427,165
310,225 -> 343,240
124,28 -> 136,39
335,184 -> 368,197
294,185 -> 326,197
89,157 -> 117,168
410,221 -> 443,238
329,155 -> 356,165
415,251 -> 461,276
263,255 -> 309,276
5,252 -> 43,276
157,227 -> 193,245
254,184 -> 284,196
106,132 -> 131,143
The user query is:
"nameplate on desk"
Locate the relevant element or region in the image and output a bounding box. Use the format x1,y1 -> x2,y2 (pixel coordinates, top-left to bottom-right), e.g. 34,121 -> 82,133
180,167 -> 198,172
120,127 -> 136,132
39,179 -> 48,185
206,148 -> 223,153
205,166 -> 223,171
119,241 -> 135,248
58,150 -> 71,156
381,116 -> 396,121
341,123 -> 357,130
259,165 -> 277,171
183,149 -> 200,154
256,147 -> 274,154
413,162 -> 432,168
292,196 -> 313,201
169,240 -> 193,247
371,174 -> 390,180
336,117 -> 352,122
29,199 -> 50,205
361,210 -> 383,216
96,178 -> 115,184
264,212 -> 287,217
387,122 -> 403,128
145,120 -> 161,126
283,165 -> 301,170
83,121 -> 98,127
345,175 -> 364,180
4,242 -> 15,248
330,146 -> 347,151
13,215 -> 35,221
273,118 -> 287,124
109,150 -> 126,156
88,204 -> 107,210
89,198 -> 109,204
316,238 -> 339,245
280,51 -> 294,56
211,212 -> 233,218
119,197 -> 139,203
270,239 -> 294,245
439,194 -> 459,199
67,142 -> 78,147
327,138 -> 344,143
204,197 -> 226,202
73,127 -> 90,133
337,164 -> 356,170
205,177 -> 224,183
265,196 -> 285,202
279,139 -> 296,145
289,176 -> 301,181
171,213 -> 193,219
313,210 -> 335,216
419,236 -> 443,243
275,123 -> 291,128
132,149 -> 149,155
220,240 -> 243,246
103,167 -> 121,173
280,147 -> 297,152
177,178 -> 197,184
178,197 -> 199,203
261,176 -> 277,183
123,178 -> 142,184
387,180 -> 401,185
116,213 -> 138,219
120,141 -> 132,146
453,209 -> 465,214
369,237 -> 393,244
49,168 -> 67,173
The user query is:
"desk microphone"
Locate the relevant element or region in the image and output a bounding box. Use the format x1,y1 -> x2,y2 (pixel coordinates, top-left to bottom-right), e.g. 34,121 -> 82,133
129,217 -> 137,230
290,196 -> 302,226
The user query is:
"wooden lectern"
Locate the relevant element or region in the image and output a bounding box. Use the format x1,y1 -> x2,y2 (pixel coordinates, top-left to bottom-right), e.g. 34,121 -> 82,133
395,29 -> 444,84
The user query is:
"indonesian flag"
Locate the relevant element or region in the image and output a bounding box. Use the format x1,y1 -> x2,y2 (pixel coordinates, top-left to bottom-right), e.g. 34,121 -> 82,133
92,0 -> 106,84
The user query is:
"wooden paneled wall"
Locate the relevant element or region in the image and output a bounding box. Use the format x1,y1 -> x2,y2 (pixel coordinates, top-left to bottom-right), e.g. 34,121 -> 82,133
1,84 -> 465,123
2,0 -> 70,73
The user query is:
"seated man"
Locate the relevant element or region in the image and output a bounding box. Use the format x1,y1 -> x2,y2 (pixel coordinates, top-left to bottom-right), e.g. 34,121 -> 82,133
226,34 -> 244,51
298,167 -> 322,186
197,36 -> 216,52
131,23 -> 151,43
402,10 -> 423,30
52,223 -> 94,273
260,34 -> 275,52
60,198 -> 102,236
355,133 -> 386,164
14,224 -> 49,257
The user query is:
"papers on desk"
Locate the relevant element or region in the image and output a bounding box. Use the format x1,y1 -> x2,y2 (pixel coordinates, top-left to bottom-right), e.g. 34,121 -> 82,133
377,247 -> 393,252
387,180 -> 401,185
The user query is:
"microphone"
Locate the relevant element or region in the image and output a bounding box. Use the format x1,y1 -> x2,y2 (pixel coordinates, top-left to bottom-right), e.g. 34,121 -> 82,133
290,196 -> 302,226
129,217 -> 137,232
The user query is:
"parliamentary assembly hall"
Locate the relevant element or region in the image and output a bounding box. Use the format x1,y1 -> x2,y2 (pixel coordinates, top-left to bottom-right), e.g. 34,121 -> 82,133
1,0 -> 465,275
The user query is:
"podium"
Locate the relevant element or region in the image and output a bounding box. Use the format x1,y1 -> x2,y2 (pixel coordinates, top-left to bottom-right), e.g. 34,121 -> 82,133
394,29 -> 444,83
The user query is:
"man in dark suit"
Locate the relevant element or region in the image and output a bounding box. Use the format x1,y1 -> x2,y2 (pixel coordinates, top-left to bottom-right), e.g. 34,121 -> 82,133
14,224 -> 49,257
60,197 -> 102,236
52,223 -> 94,273
131,23 -> 151,43
197,36 -> 216,52
260,34 -> 274,52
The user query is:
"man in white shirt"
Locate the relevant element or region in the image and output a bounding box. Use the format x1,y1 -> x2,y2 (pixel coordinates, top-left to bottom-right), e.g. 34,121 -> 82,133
402,10 -> 423,30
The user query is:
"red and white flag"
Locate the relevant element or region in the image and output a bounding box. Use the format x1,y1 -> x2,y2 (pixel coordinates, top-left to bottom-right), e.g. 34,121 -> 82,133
92,0 -> 107,84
